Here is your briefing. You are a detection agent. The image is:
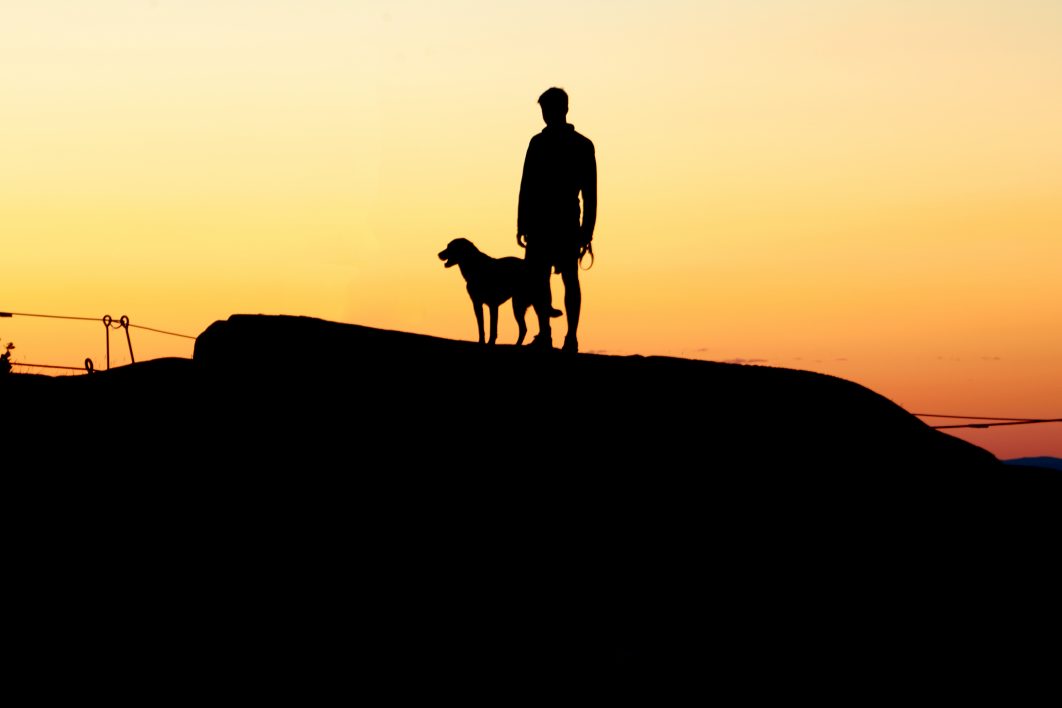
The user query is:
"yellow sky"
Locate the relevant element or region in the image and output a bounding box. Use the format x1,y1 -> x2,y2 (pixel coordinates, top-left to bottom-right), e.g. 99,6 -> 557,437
3,1 -> 1060,457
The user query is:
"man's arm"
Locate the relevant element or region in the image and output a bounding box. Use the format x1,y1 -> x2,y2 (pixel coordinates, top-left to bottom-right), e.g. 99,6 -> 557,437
517,138 -> 536,247
580,142 -> 597,245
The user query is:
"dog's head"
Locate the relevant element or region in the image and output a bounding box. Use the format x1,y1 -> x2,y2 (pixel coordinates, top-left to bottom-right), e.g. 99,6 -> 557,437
438,238 -> 479,268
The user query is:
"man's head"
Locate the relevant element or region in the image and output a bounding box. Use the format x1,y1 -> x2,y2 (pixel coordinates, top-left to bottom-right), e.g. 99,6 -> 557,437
538,87 -> 569,127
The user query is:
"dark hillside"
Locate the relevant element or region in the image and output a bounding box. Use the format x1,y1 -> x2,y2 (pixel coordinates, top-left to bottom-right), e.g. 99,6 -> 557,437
5,315 -> 1057,688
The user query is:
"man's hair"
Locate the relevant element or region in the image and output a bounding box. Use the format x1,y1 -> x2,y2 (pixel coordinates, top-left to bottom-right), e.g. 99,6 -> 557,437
538,87 -> 568,113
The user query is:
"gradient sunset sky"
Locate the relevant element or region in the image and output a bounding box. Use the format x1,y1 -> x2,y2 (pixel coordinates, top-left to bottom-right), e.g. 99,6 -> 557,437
4,1 -> 1060,458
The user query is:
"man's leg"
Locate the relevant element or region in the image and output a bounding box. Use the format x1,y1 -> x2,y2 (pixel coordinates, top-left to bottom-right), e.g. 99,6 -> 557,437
527,249 -> 554,347
561,267 -> 581,353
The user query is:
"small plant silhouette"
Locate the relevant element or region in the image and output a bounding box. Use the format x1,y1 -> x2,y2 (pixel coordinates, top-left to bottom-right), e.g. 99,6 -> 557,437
0,342 -> 13,375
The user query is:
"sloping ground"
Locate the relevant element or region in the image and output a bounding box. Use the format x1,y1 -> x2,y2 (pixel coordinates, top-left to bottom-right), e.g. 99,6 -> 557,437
7,313 -> 1001,473
190,314 -> 1000,473
5,315 -> 1058,687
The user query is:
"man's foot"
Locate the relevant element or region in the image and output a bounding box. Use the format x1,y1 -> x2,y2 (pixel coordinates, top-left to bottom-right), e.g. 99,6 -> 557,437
562,335 -> 578,354
549,307 -> 563,318
528,334 -> 553,350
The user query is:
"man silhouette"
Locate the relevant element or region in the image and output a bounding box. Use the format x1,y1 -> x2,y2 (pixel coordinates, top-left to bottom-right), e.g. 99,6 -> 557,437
517,87 -> 597,353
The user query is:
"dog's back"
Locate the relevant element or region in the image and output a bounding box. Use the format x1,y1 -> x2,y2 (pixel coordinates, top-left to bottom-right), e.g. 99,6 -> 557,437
472,255 -> 531,307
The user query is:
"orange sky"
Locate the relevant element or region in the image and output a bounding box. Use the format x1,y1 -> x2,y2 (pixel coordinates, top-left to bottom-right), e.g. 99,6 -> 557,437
3,1 -> 1060,458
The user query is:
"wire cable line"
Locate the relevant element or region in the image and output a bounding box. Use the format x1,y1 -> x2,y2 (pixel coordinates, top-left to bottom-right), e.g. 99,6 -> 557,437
2,310 -> 195,370
914,413 -> 1062,429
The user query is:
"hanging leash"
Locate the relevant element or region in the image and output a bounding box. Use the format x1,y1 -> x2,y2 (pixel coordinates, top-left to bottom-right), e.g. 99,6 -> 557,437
579,241 -> 594,270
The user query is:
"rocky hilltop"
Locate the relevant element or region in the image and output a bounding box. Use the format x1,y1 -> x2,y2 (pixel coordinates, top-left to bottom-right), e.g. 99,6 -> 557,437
5,315 -> 1056,684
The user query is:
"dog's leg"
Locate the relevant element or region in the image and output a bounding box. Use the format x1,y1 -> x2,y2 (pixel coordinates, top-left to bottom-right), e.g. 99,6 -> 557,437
488,304 -> 499,345
474,301 -> 485,344
514,298 -> 527,346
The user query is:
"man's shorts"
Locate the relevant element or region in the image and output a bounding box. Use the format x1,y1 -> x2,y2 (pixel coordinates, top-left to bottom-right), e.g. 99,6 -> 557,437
526,227 -> 581,276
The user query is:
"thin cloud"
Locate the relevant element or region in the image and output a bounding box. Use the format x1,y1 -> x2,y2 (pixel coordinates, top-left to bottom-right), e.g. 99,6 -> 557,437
721,357 -> 767,365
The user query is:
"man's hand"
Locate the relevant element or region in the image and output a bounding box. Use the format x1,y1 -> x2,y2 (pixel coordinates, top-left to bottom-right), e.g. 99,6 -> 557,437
579,226 -> 594,249
517,232 -> 527,248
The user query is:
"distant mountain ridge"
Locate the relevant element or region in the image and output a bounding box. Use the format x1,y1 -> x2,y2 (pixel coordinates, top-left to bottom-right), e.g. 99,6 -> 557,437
1005,456 -> 1062,471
